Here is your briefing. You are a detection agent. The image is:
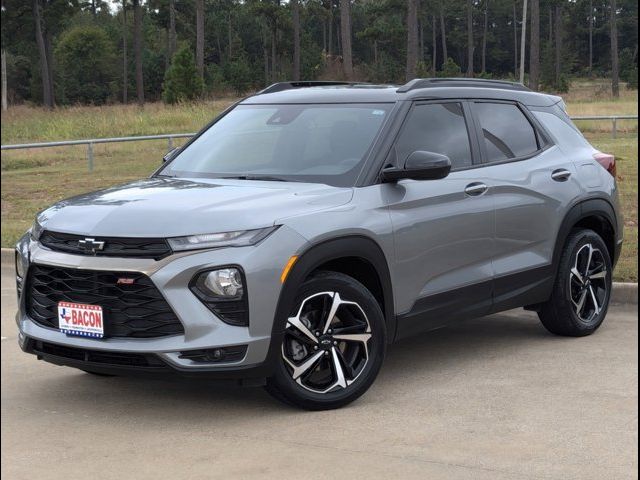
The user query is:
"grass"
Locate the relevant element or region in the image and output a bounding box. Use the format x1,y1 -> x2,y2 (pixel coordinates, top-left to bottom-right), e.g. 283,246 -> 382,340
1,83 -> 637,282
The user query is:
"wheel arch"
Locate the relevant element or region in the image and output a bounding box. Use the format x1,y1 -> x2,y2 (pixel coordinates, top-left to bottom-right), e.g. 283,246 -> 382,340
273,235 -> 396,343
553,198 -> 619,276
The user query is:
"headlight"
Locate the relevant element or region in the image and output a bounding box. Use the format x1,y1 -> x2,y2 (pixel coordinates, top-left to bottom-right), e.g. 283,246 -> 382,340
202,268 -> 244,298
31,217 -> 44,241
167,226 -> 278,252
190,267 -> 249,326
15,251 -> 25,279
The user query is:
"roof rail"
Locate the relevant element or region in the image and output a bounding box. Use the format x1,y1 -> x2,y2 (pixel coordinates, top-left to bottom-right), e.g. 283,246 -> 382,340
397,77 -> 531,93
257,81 -> 367,95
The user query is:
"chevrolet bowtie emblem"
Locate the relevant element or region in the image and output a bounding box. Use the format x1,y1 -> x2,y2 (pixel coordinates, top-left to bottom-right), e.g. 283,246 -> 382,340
78,237 -> 105,254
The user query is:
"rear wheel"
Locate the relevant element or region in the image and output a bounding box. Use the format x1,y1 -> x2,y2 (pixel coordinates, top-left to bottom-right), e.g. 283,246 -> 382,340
266,272 -> 386,410
538,229 -> 612,337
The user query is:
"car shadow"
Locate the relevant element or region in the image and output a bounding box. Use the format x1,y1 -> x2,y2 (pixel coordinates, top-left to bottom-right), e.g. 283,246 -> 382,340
32,309 -> 560,418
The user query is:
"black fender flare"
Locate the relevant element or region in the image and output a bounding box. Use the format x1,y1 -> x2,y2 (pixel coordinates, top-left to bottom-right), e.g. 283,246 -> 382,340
552,197 -> 619,278
259,235 -> 396,377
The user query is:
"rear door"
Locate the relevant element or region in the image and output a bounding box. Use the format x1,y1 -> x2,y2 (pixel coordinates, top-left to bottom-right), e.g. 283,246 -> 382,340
468,100 -> 583,311
384,101 -> 496,337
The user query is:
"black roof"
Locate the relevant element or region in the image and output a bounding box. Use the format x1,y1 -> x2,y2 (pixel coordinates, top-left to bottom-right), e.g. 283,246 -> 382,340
241,78 -> 562,107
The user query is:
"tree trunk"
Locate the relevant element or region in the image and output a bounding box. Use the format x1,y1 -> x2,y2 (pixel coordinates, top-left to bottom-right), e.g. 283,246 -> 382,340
44,31 -> 55,105
529,0 -> 540,90
406,0 -> 419,81
440,8 -> 448,62
168,0 -> 176,60
196,0 -> 204,83
554,3 -> 562,88
133,0 -> 144,106
419,19 -> 424,64
432,15 -> 437,73
122,0 -> 128,104
610,0 -> 619,97
1,49 -> 7,111
481,0 -> 488,73
33,0 -> 53,108
263,28 -> 269,86
513,1 -> 518,76
292,0 -> 301,80
340,0 -> 353,80
466,0 -> 474,77
271,26 -> 277,81
328,2 -> 333,56
588,0 -> 593,74
519,0 -> 527,84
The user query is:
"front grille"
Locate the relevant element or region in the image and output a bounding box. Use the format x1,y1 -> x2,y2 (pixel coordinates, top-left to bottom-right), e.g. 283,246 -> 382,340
40,230 -> 172,259
33,341 -> 167,368
27,264 -> 184,338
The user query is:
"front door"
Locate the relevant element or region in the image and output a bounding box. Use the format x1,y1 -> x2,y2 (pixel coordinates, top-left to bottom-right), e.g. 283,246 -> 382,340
384,101 -> 496,338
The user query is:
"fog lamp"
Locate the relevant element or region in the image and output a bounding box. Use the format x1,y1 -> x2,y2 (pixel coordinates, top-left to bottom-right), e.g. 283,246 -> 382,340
202,268 -> 244,298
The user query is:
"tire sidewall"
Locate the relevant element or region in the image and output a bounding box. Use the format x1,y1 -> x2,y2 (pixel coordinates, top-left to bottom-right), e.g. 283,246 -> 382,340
558,230 -> 613,334
268,272 -> 387,409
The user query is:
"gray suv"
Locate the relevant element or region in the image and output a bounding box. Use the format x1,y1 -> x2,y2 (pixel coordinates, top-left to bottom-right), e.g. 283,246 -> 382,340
15,79 -> 623,410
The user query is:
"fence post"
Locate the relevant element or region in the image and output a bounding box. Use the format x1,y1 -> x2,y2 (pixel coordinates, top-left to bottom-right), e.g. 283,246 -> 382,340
612,118 -> 617,139
167,136 -> 174,152
87,142 -> 94,172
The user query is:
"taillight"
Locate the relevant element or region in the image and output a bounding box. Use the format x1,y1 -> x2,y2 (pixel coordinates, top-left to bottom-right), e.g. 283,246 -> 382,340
593,152 -> 616,177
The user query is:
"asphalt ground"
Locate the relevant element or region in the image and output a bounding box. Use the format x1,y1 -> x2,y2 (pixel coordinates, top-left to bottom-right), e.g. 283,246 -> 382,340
1,263 -> 637,480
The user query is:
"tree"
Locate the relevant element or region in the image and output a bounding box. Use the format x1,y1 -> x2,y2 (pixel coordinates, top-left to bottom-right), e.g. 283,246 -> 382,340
168,0 -> 176,60
292,0 -> 301,80
610,0 -> 619,97
529,0 -> 540,90
33,0 -> 54,108
55,25 -> 117,104
466,0 -> 473,77
196,0 -> 204,84
554,2 -> 562,89
122,0 -> 128,104
133,0 -> 144,105
162,46 -> 204,103
481,0 -> 488,73
519,0 -> 527,83
340,0 -> 353,79
440,5 -> 448,63
406,0 -> 419,80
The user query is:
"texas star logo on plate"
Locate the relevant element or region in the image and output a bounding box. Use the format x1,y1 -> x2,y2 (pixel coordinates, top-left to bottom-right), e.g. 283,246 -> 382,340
58,301 -> 104,338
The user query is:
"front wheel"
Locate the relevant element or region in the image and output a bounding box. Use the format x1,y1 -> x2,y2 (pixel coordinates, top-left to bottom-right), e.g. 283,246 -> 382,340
266,272 -> 386,410
538,229 -> 613,337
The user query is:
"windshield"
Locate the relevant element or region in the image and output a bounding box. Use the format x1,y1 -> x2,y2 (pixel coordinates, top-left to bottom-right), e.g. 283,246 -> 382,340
159,103 -> 392,187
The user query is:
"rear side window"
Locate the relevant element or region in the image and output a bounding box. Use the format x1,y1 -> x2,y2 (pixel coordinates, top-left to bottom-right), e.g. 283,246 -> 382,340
395,102 -> 473,170
473,103 -> 539,163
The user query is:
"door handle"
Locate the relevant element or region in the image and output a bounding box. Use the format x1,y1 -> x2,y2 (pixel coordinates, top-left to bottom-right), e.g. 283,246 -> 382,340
551,169 -> 572,182
464,182 -> 488,196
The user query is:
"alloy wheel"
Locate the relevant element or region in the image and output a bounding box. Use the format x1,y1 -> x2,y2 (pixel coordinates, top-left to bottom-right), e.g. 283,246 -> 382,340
281,291 -> 372,394
569,243 -> 609,323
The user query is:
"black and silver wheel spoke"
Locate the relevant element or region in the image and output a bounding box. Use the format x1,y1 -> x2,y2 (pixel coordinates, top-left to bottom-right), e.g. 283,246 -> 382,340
282,291 -> 372,394
569,243 -> 608,323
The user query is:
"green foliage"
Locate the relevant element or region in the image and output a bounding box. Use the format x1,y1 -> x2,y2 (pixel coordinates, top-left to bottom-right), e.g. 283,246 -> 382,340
162,47 -> 204,104
439,58 -> 462,78
223,52 -> 253,96
619,48 -> 638,90
54,25 -> 118,104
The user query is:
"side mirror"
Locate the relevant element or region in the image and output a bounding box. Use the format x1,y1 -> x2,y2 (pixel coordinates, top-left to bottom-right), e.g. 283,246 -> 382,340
163,146 -> 180,163
381,151 -> 452,182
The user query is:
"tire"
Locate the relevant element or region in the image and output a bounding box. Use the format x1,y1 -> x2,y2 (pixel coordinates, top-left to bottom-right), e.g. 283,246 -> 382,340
538,229 -> 613,337
266,271 -> 386,410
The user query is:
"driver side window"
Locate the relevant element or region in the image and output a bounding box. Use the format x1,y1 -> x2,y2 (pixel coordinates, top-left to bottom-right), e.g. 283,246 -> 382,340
395,102 -> 473,170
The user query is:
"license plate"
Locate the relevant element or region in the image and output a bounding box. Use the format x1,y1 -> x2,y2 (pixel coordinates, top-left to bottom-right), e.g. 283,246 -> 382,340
58,301 -> 104,338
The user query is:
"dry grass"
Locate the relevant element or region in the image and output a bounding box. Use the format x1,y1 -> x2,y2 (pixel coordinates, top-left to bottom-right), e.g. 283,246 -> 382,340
1,83 -> 637,282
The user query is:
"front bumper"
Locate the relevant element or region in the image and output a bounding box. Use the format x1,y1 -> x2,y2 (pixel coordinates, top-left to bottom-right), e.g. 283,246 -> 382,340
15,226 -> 308,379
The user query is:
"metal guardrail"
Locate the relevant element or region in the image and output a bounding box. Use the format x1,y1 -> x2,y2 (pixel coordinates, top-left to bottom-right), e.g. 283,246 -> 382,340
0,115 -> 637,172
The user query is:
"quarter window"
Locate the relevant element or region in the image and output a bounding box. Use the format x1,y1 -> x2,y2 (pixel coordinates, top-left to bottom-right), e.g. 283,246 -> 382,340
474,102 -> 539,163
395,102 -> 473,170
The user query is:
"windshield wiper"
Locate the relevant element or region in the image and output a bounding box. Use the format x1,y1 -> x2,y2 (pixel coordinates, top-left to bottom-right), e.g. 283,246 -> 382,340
220,175 -> 289,182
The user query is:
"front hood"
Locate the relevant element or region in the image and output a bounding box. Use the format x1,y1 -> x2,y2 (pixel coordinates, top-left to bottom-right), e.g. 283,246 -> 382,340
37,177 -> 353,238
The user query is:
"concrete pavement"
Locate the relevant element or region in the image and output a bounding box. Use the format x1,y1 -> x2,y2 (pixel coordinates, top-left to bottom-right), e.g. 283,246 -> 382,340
1,264 -> 637,480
